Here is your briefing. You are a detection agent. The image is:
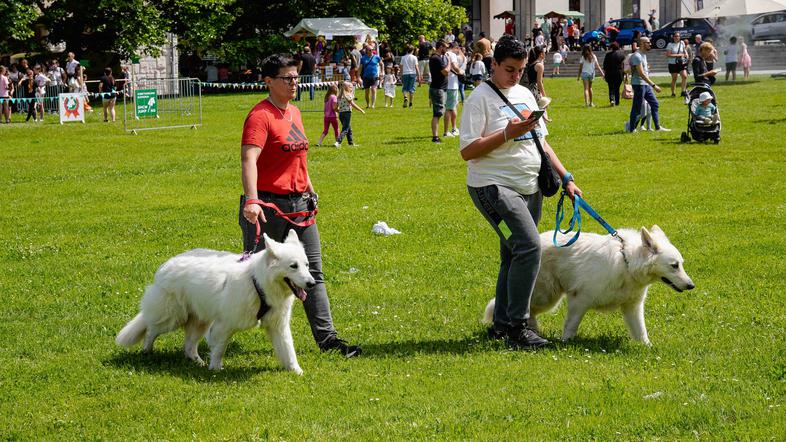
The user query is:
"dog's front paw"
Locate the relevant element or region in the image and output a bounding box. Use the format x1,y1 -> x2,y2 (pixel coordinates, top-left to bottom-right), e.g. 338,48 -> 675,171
290,366 -> 304,376
208,362 -> 223,371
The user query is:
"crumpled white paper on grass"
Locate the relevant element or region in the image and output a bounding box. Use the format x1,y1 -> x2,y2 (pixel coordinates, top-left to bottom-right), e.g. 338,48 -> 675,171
371,221 -> 401,236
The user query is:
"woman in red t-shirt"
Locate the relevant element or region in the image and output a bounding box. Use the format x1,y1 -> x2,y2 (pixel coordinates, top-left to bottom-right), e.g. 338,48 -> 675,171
240,53 -> 361,357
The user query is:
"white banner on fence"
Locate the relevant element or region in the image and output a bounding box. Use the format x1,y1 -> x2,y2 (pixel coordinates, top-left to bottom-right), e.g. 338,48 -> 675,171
58,93 -> 85,124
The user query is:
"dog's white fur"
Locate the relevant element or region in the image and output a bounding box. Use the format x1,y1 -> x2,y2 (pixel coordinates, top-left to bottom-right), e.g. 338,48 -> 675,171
483,225 -> 694,345
116,230 -> 313,373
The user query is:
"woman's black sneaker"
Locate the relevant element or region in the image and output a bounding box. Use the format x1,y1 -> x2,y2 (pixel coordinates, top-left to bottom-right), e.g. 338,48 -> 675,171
486,326 -> 507,340
319,336 -> 362,358
506,326 -> 550,349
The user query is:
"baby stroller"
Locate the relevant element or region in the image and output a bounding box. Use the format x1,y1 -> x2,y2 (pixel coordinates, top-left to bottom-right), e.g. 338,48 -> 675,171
680,83 -> 721,144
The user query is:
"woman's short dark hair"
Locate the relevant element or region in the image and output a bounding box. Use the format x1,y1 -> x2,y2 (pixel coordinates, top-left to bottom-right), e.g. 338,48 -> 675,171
260,53 -> 299,79
610,41 -> 620,51
493,35 -> 527,63
730,36 -> 737,44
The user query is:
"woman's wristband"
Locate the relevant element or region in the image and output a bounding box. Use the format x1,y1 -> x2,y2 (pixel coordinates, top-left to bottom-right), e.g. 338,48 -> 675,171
502,127 -> 508,143
562,172 -> 574,188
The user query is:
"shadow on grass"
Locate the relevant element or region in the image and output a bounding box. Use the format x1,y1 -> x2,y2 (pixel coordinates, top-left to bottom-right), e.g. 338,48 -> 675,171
360,330 -> 631,357
551,334 -> 630,352
753,117 -> 786,125
385,135 -> 432,145
360,334 -> 487,358
104,341 -> 277,382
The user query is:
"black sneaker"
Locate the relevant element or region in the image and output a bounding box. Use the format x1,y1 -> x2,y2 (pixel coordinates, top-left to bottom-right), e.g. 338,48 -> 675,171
432,136 -> 442,143
506,326 -> 550,349
487,326 -> 507,341
319,336 -> 362,358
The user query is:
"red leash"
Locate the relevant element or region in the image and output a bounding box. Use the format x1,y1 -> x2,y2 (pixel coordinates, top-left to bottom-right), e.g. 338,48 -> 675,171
245,197 -> 317,245
239,198 -> 317,262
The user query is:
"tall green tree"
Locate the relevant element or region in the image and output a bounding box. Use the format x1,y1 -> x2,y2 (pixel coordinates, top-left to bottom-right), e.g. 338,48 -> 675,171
0,2 -> 38,55
201,0 -> 467,65
35,0 -> 169,58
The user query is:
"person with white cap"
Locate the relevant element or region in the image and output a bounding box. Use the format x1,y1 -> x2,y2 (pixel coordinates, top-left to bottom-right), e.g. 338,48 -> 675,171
693,91 -> 717,125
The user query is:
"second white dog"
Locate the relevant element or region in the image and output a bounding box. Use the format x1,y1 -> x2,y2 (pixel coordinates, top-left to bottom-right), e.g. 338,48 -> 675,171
116,230 -> 313,373
483,225 -> 695,345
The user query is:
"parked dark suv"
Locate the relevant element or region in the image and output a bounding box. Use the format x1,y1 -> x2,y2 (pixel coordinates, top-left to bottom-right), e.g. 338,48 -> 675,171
652,17 -> 716,49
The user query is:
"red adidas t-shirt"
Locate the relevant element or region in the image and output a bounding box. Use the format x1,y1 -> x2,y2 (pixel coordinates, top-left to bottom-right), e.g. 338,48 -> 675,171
241,100 -> 310,194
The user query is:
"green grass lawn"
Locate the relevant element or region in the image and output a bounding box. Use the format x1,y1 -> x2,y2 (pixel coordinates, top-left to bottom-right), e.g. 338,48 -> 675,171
1,76 -> 784,440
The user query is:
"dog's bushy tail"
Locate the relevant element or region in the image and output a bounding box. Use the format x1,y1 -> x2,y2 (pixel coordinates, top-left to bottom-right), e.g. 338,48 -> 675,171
482,299 -> 495,324
116,313 -> 146,347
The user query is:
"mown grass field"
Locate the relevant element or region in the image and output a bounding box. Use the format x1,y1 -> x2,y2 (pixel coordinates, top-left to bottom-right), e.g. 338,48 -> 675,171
1,76 -> 784,440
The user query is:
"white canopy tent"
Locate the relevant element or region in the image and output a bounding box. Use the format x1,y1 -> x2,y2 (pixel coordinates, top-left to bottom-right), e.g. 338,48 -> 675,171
284,17 -> 378,40
691,0 -> 786,18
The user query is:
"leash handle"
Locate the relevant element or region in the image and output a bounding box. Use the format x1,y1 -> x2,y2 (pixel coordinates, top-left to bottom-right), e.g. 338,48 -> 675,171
245,198 -> 318,228
553,194 -> 617,248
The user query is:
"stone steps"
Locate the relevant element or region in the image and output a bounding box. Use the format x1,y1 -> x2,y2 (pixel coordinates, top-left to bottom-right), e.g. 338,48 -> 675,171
550,45 -> 786,76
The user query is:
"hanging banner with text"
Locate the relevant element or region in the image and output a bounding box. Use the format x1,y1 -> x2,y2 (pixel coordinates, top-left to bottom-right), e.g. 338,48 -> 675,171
135,89 -> 158,118
59,93 -> 85,124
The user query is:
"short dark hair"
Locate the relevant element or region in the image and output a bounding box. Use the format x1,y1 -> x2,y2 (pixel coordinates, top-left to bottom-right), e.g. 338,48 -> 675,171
610,41 -> 620,51
260,53 -> 299,79
406,44 -> 414,54
435,40 -> 448,49
493,35 -> 527,63
730,36 -> 737,44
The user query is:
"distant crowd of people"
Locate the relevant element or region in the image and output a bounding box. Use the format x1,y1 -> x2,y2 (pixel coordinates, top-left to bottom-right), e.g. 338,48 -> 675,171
0,52 -> 130,123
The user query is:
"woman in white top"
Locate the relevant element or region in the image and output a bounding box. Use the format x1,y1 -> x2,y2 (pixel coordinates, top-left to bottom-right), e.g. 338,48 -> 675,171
665,32 -> 689,97
459,35 -> 582,349
469,52 -> 487,86
577,44 -> 604,107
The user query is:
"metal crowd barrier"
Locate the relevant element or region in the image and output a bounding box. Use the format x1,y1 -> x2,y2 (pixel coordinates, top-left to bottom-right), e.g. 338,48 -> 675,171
122,77 -> 202,134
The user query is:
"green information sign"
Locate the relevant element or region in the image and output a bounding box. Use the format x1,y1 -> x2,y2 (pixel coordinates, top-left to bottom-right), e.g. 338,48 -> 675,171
135,89 -> 158,118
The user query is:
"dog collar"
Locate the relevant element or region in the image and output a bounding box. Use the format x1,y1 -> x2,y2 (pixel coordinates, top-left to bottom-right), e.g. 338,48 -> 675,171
616,236 -> 630,268
252,277 -> 271,320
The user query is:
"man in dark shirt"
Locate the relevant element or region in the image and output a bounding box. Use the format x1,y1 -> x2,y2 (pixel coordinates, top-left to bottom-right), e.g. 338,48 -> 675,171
428,40 -> 451,143
297,46 -> 317,101
417,35 -> 433,84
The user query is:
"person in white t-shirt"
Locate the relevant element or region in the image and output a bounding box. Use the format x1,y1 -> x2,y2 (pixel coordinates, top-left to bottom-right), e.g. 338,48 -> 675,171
399,45 -> 420,108
444,44 -> 462,137
724,36 -> 739,81
459,35 -> 582,350
65,52 -> 80,79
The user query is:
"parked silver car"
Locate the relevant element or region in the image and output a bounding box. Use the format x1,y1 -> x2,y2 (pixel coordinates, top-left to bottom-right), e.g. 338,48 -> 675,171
750,11 -> 786,42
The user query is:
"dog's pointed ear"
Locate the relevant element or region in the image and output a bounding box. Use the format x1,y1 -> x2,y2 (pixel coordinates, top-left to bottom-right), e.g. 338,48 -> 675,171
285,229 -> 300,244
263,233 -> 278,258
651,224 -> 663,234
640,227 -> 659,253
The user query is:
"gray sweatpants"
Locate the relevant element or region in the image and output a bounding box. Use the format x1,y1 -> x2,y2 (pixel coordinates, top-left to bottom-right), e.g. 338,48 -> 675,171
468,185 -> 542,330
239,193 -> 336,347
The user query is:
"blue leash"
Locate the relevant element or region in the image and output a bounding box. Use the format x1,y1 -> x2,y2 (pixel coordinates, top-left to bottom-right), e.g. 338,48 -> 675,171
553,191 -> 618,248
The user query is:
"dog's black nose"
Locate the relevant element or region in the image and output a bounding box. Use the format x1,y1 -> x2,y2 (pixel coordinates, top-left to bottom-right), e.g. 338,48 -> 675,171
306,281 -> 316,289
686,283 -> 695,290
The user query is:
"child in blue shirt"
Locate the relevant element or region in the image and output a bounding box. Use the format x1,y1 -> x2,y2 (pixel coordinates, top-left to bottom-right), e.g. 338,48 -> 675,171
693,91 -> 717,124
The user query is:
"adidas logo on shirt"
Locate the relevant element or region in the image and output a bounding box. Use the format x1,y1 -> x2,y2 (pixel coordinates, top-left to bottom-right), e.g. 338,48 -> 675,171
281,124 -> 309,152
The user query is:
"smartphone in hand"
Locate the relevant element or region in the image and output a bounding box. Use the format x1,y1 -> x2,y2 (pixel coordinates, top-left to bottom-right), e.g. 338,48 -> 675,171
525,109 -> 546,122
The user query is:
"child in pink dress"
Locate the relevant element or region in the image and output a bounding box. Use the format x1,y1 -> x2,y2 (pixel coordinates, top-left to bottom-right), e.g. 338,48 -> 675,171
316,84 -> 339,146
739,41 -> 752,80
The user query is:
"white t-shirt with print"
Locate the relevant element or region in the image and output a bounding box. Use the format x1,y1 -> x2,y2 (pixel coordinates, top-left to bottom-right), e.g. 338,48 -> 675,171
459,82 -> 549,195
446,51 -> 459,90
400,53 -> 418,75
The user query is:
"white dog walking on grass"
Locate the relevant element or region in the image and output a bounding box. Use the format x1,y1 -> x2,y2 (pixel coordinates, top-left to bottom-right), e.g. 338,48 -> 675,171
116,230 -> 313,373
484,225 -> 695,345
